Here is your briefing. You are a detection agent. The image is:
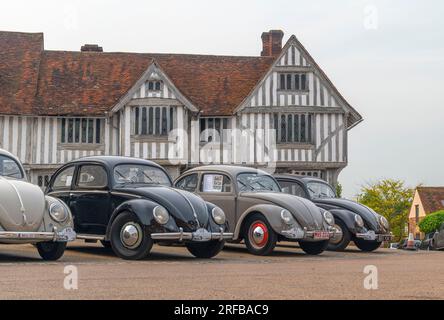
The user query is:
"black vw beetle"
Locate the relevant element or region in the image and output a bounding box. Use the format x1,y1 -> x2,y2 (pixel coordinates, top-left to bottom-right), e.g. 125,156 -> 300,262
46,156 -> 232,260
274,175 -> 392,252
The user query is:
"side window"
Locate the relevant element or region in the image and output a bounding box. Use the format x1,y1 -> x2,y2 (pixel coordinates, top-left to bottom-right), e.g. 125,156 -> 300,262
200,174 -> 232,193
76,165 -> 108,188
175,174 -> 198,192
279,181 -> 308,198
52,167 -> 75,190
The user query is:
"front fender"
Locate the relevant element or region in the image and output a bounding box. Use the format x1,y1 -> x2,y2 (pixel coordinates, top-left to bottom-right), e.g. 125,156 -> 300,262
233,204 -> 286,240
106,199 -> 172,239
43,196 -> 74,231
204,201 -> 229,232
329,208 -> 361,234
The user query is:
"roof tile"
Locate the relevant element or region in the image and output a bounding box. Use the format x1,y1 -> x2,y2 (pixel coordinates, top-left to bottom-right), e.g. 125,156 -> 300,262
0,31 -> 274,116
0,31 -> 43,115
417,187 -> 444,214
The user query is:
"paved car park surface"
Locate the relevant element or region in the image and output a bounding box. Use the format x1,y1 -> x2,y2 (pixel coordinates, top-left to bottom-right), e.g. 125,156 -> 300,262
0,240 -> 443,300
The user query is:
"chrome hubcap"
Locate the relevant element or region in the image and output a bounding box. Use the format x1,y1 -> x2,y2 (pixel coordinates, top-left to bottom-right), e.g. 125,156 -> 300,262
120,222 -> 142,249
248,221 -> 269,250
253,226 -> 265,244
330,224 -> 343,244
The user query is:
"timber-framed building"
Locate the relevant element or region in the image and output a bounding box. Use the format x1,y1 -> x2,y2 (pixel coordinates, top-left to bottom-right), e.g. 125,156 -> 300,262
0,30 -> 362,188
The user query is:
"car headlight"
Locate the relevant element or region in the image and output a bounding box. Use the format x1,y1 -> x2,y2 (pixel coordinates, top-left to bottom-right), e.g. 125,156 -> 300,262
49,202 -> 68,222
281,209 -> 294,225
153,206 -> 170,225
323,211 -> 334,226
379,215 -> 389,230
211,207 -> 226,225
354,214 -> 364,228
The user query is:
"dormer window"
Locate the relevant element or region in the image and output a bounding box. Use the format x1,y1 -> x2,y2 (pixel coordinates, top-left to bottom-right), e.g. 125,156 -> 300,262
145,80 -> 162,92
134,106 -> 174,137
279,73 -> 307,91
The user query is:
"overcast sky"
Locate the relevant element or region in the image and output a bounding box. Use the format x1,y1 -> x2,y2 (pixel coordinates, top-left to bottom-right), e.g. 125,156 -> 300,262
1,0 -> 443,198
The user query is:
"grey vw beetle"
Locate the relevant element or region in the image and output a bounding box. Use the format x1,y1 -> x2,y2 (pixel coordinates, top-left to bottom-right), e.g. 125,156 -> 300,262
0,149 -> 75,260
175,166 -> 337,256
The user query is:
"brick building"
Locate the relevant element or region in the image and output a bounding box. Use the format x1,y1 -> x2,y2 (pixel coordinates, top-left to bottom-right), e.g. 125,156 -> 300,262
408,187 -> 444,239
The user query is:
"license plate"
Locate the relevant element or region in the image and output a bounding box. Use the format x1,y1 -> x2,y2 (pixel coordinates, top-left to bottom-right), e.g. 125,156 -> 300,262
313,231 -> 330,239
192,229 -> 212,242
378,235 -> 392,241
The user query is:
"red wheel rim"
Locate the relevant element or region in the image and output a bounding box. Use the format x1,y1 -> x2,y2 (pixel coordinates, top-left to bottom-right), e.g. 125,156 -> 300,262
249,221 -> 269,249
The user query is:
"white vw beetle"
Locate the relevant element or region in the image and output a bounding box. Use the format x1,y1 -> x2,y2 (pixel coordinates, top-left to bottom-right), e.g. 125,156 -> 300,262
0,149 -> 75,260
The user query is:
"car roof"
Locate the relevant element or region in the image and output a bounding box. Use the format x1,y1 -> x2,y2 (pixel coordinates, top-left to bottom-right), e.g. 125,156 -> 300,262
273,174 -> 328,184
66,156 -> 163,169
186,165 -> 271,177
0,148 -> 20,161
0,148 -> 27,180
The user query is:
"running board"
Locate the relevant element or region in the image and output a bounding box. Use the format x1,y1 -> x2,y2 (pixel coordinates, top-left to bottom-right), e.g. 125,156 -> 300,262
77,234 -> 105,241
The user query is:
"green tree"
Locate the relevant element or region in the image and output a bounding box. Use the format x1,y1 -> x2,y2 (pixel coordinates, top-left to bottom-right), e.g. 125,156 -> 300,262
336,182 -> 343,198
419,211 -> 444,234
356,179 -> 413,241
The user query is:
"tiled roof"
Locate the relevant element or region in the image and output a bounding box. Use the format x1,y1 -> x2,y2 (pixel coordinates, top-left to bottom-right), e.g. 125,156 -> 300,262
0,31 -> 274,116
0,31 -> 43,115
417,187 -> 444,214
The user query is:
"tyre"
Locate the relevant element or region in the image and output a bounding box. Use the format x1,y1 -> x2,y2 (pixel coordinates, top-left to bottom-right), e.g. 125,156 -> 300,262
429,239 -> 435,251
100,240 -> 112,249
186,240 -> 225,258
109,211 -> 153,260
36,242 -> 67,261
243,213 -> 277,256
299,240 -> 329,255
354,238 -> 382,252
327,219 -> 351,251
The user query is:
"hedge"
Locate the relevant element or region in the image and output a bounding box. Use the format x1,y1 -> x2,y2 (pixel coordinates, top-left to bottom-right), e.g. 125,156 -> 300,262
419,210 -> 444,234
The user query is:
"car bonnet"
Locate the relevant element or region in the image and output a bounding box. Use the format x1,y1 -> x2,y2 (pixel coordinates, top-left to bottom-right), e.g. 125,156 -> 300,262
240,191 -> 325,230
116,185 -> 209,230
314,198 -> 380,230
0,177 -> 45,232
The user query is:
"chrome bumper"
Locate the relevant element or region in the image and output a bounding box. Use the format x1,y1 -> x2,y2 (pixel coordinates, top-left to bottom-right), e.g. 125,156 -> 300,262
151,227 -> 233,242
281,226 -> 338,240
0,227 -> 76,242
356,230 -> 393,241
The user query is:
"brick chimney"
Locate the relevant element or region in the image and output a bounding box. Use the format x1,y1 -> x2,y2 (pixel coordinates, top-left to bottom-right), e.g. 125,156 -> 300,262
81,44 -> 103,52
261,30 -> 284,57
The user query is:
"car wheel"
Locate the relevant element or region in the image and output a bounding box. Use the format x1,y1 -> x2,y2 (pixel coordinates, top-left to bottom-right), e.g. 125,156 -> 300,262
100,240 -> 112,249
36,242 -> 67,261
243,213 -> 277,256
110,211 -> 153,260
354,238 -> 382,252
429,239 -> 435,251
299,240 -> 329,255
186,240 -> 225,258
327,219 -> 351,251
